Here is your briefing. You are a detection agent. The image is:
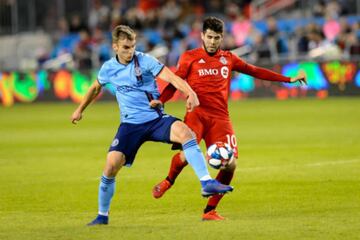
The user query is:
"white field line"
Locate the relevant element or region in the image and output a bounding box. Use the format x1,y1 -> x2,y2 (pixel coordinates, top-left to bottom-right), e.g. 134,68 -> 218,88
91,159 -> 360,180
237,159 -> 360,173
305,159 -> 360,167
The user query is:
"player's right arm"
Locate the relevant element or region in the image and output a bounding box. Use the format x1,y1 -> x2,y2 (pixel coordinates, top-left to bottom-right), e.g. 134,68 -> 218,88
159,84 -> 177,103
71,80 -> 102,124
149,83 -> 176,109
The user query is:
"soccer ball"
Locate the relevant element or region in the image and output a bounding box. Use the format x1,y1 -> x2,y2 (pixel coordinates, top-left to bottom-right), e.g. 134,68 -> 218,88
206,142 -> 234,169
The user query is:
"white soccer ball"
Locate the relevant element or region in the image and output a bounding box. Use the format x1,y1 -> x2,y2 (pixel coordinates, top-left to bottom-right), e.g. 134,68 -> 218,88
206,142 -> 234,169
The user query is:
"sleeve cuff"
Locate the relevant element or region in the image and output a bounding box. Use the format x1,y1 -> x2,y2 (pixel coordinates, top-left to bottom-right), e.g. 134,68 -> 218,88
154,65 -> 165,77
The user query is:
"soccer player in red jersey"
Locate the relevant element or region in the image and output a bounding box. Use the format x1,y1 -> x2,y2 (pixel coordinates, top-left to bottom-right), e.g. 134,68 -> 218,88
151,17 -> 306,221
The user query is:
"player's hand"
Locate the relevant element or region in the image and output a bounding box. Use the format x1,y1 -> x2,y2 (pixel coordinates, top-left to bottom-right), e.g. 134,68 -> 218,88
149,100 -> 163,109
186,92 -> 200,112
71,109 -> 82,124
290,71 -> 307,85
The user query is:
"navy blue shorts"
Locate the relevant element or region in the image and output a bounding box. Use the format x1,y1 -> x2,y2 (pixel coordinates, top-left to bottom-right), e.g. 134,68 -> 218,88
108,115 -> 179,166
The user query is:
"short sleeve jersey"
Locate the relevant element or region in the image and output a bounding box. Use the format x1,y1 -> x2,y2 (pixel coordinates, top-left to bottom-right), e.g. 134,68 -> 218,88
98,51 -> 164,124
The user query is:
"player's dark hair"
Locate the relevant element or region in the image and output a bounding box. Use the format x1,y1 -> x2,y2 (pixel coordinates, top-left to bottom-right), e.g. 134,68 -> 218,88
112,25 -> 136,43
203,17 -> 224,34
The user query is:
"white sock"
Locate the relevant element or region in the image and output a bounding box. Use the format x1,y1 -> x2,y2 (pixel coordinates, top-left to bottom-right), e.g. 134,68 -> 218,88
98,211 -> 109,216
200,175 -> 212,181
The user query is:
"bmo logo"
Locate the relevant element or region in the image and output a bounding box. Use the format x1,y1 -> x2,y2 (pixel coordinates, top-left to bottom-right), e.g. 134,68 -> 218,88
198,67 -> 229,78
198,68 -> 219,76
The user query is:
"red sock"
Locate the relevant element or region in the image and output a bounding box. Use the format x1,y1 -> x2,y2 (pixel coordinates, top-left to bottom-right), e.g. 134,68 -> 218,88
167,153 -> 188,184
206,169 -> 235,211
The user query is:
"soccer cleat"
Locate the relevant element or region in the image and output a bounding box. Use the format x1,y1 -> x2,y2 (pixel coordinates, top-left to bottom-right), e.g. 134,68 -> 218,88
87,214 -> 108,226
202,210 -> 225,221
201,179 -> 233,197
152,179 -> 172,199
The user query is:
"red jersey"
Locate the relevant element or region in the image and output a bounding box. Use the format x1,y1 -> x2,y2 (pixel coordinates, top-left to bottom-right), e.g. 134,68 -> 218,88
160,48 -> 290,118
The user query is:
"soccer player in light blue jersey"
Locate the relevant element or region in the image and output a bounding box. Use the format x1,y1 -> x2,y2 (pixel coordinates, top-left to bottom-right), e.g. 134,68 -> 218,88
71,25 -> 233,226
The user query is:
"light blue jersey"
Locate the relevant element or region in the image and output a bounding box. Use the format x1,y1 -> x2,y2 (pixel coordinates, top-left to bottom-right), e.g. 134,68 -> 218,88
98,51 -> 165,124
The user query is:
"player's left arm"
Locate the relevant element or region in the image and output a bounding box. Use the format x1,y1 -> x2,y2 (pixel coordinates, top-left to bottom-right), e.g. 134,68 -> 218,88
231,53 -> 307,85
244,64 -> 307,85
157,66 -> 199,112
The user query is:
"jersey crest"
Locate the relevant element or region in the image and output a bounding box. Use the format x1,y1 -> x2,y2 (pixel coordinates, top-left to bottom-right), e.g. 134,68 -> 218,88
220,56 -> 227,64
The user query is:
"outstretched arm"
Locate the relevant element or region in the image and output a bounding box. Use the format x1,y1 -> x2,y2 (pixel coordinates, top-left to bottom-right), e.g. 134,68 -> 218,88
241,63 -> 307,85
157,66 -> 199,112
71,80 -> 102,124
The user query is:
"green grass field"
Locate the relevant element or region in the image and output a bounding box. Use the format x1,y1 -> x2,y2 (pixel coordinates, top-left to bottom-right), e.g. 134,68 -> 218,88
0,98 -> 359,240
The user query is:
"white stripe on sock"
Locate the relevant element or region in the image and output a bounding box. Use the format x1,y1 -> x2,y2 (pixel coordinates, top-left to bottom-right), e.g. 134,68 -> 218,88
200,175 -> 212,181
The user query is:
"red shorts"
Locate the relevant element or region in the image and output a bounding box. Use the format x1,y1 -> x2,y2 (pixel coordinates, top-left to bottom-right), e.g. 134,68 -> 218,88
184,110 -> 238,158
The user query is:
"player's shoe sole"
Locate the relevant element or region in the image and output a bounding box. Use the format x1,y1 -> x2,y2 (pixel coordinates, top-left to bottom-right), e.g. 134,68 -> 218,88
201,179 -> 233,197
87,215 -> 108,226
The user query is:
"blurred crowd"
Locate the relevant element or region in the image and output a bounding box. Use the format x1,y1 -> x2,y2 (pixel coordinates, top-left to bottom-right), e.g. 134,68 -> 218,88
46,0 -> 360,70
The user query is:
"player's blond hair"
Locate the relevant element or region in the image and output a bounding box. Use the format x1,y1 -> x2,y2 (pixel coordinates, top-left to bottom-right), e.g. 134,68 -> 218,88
112,25 -> 136,43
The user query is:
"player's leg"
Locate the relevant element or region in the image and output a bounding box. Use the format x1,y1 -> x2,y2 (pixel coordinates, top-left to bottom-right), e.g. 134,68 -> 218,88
88,151 -> 126,226
153,113 -> 203,198
148,115 -> 233,197
203,159 -> 237,221
152,151 -> 187,198
169,120 -> 233,196
167,151 -> 187,184
202,119 -> 238,220
88,123 -> 144,226
167,112 -> 204,183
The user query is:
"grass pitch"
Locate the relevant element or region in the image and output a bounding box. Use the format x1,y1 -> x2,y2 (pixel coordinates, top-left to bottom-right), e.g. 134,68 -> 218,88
0,98 -> 359,240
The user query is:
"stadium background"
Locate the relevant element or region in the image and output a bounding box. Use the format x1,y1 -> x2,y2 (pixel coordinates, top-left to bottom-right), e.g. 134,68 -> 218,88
0,1 -> 359,240
1,0 -> 360,106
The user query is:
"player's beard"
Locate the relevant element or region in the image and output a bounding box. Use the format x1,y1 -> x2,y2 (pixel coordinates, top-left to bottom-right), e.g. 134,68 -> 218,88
203,42 -> 219,56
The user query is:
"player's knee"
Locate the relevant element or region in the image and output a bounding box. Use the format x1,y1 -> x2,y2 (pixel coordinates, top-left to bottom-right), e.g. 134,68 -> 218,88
104,151 -> 125,177
170,121 -> 194,144
178,126 -> 194,142
170,121 -> 195,144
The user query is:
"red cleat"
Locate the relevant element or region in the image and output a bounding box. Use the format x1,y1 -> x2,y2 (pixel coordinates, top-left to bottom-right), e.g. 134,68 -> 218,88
202,210 -> 225,221
152,179 -> 172,199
